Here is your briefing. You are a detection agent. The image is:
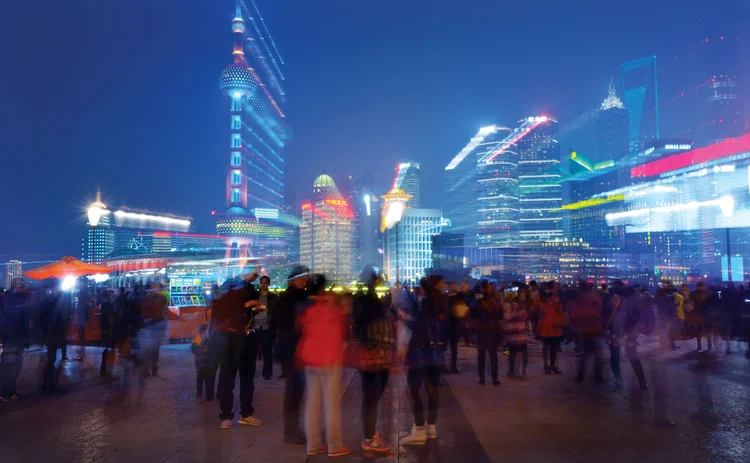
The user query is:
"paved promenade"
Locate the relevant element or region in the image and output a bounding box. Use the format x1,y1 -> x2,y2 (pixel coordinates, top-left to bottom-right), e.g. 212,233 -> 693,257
1,337 -> 749,462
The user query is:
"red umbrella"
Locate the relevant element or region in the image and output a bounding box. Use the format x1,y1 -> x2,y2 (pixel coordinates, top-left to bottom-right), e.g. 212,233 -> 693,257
24,256 -> 111,280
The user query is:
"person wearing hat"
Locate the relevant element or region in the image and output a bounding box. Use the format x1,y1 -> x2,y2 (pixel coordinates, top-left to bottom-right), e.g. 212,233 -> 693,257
275,266 -> 310,444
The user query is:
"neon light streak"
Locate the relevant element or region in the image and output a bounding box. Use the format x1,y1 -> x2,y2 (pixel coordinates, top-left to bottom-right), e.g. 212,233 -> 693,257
605,196 -> 735,224
562,195 -> 625,211
631,133 -> 750,177
483,119 -> 544,163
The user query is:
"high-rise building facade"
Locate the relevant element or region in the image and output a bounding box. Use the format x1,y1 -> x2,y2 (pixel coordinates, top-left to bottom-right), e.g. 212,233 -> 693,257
392,163 -> 421,208
5,260 -> 22,289
622,56 -> 660,155
383,208 -> 443,285
300,175 -> 355,283
598,79 -> 629,162
517,117 -> 562,243
216,1 -> 293,269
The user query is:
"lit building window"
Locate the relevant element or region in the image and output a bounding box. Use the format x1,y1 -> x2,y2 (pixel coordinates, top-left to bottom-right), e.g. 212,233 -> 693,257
232,115 -> 242,130
231,152 -> 241,166
231,98 -> 242,112
231,189 -> 242,203
232,134 -> 242,148
231,170 -> 242,185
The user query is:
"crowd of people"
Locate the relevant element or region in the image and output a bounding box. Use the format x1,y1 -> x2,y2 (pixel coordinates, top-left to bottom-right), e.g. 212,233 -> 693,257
2,269 -> 750,457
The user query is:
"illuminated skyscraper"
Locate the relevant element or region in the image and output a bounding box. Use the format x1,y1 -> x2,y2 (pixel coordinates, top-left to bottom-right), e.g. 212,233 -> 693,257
83,189 -> 114,264
598,78 -> 629,162
300,175 -> 355,283
517,117 -> 562,243
5,260 -> 22,289
392,163 -> 421,208
216,1 -> 293,271
622,56 -> 660,154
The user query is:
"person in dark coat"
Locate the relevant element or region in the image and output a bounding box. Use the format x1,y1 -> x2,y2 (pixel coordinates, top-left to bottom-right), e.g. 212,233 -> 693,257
473,281 -> 503,386
39,285 -> 71,394
254,275 -> 277,380
1,278 -> 31,401
274,266 -> 310,444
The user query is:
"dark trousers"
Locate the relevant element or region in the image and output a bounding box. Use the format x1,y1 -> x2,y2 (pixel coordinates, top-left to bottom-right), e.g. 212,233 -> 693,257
610,343 -> 647,388
257,328 -> 274,378
360,370 -> 389,439
477,335 -> 499,382
217,333 -> 257,420
283,362 -> 305,437
196,367 -> 216,399
576,338 -> 603,382
43,343 -> 64,391
0,346 -> 24,397
542,337 -> 562,369
448,333 -> 458,371
407,366 -> 440,426
508,344 -> 528,374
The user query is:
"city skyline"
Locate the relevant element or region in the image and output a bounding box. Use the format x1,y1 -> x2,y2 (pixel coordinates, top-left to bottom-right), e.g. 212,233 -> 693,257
1,0 -> 748,262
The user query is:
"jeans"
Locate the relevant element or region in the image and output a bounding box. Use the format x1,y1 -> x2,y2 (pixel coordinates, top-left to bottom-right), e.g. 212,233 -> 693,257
360,370 -> 389,439
542,337 -> 562,369
283,362 -> 305,437
476,335 -> 499,382
304,366 -> 343,453
576,338 -> 603,382
609,342 -> 647,389
137,322 -> 165,378
407,365 -> 440,426
0,346 -> 24,397
508,344 -> 528,375
257,328 -> 274,378
217,332 -> 257,420
448,334 -> 458,371
43,343 -> 64,391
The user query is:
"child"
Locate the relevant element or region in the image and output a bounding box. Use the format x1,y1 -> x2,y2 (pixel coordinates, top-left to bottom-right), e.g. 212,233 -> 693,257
504,296 -> 529,377
191,323 -> 215,400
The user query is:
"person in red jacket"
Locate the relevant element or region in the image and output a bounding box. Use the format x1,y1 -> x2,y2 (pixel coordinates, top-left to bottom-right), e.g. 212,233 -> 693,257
536,287 -> 568,375
295,274 -> 350,457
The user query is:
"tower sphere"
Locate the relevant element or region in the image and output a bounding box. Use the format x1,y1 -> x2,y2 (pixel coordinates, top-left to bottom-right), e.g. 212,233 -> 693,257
219,62 -> 258,99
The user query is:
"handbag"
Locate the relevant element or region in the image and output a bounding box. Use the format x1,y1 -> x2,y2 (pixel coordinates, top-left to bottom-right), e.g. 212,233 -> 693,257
604,297 -> 622,346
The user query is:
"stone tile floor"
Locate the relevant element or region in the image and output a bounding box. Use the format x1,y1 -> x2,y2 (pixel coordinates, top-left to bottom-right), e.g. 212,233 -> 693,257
1,336 -> 749,462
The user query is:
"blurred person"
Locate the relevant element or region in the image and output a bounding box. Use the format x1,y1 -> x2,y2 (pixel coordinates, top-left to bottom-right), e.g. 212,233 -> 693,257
0,278 -> 31,401
401,276 -> 446,445
505,288 -> 529,378
602,281 -> 628,388
352,267 -> 395,453
255,275 -> 277,380
39,284 -> 70,394
571,282 -> 604,384
637,288 -> 655,336
445,283 -> 466,374
537,289 -> 567,375
473,281 -> 503,386
73,292 -> 92,364
527,281 -> 541,337
137,282 -> 168,379
99,289 -> 117,379
690,282 -> 711,351
296,274 -> 350,457
655,283 -> 683,351
458,280 -> 474,346
275,266 -> 309,444
212,270 -> 262,429
191,323 -> 215,400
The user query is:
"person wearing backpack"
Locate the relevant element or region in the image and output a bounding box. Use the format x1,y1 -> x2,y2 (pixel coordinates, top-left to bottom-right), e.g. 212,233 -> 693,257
352,267 -> 394,454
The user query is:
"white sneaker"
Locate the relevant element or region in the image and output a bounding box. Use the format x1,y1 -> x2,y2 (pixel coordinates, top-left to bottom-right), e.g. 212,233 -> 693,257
239,415 -> 262,426
426,424 -> 437,439
401,425 -> 427,445
220,419 -> 232,429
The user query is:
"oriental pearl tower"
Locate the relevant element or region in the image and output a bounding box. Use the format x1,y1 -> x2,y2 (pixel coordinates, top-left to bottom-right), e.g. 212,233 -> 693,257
216,0 -> 293,277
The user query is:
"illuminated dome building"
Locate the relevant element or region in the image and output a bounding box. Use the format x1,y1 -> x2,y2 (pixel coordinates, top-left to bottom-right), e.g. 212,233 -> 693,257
216,1 -> 294,277
300,174 -> 356,283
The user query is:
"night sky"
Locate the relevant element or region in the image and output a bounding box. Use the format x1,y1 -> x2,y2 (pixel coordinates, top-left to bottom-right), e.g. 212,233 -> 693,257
1,0 -> 747,263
